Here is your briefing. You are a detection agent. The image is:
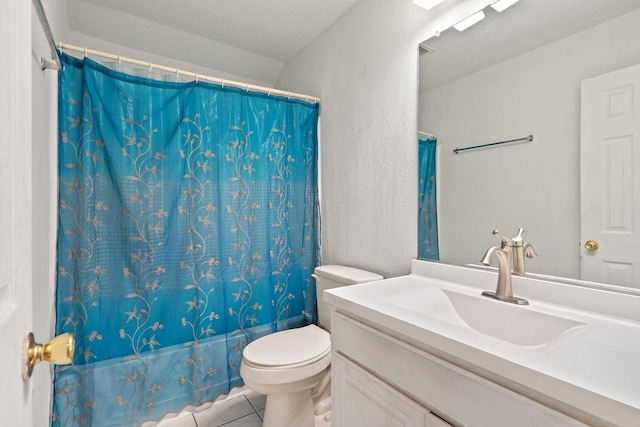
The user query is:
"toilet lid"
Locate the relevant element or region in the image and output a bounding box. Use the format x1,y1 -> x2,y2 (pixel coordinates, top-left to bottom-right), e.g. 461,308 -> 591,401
243,325 -> 331,368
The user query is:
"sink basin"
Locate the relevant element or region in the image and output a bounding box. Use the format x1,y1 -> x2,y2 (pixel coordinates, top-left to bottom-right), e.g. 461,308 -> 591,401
383,286 -> 584,347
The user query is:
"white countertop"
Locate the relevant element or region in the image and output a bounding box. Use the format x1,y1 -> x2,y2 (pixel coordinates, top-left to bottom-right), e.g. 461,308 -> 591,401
324,261 -> 640,426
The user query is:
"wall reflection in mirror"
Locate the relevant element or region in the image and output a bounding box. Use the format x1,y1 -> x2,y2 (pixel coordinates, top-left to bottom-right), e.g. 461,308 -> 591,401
417,0 -> 640,292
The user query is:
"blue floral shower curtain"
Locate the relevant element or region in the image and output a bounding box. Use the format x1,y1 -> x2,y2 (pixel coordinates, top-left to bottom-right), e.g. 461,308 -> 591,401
418,134 -> 439,260
53,52 -> 319,426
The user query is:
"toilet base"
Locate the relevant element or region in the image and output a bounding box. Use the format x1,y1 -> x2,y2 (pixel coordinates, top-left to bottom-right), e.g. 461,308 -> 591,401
263,389 -> 314,427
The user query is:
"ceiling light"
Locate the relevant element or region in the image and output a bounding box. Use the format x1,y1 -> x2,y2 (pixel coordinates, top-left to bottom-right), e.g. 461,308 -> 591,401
453,10 -> 485,31
412,0 -> 447,10
490,0 -> 521,12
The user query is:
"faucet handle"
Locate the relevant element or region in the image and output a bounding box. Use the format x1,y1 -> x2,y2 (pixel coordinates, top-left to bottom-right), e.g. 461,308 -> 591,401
512,227 -> 525,244
492,229 -> 512,248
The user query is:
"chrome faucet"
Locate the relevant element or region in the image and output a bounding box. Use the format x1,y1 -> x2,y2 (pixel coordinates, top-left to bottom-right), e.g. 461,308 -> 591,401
480,228 -> 537,305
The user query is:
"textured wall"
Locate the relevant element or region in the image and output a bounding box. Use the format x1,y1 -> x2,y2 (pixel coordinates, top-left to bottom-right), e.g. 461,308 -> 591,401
276,0 -> 490,277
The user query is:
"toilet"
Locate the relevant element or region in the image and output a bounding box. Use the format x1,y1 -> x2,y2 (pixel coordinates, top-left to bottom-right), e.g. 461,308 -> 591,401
240,265 -> 383,427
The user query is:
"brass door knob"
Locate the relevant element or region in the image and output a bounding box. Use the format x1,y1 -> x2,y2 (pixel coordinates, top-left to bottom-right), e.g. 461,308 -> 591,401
584,240 -> 599,251
22,332 -> 75,380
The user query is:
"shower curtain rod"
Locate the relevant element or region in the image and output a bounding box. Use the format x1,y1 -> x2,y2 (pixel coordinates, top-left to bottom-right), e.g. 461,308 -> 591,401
418,130 -> 437,138
33,0 -> 63,71
58,42 -> 321,104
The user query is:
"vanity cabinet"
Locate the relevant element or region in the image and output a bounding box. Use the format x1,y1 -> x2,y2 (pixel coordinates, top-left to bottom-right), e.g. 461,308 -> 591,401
331,311 -> 587,427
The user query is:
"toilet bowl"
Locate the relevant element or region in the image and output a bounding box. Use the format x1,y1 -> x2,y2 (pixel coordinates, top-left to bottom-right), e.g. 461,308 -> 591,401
240,265 -> 382,427
241,325 -> 331,427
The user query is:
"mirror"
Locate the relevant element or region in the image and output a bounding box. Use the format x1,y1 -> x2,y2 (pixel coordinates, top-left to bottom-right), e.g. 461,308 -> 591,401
417,0 -> 640,290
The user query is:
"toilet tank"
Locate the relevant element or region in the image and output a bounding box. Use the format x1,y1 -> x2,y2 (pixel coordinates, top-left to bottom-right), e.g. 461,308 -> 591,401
313,265 -> 383,331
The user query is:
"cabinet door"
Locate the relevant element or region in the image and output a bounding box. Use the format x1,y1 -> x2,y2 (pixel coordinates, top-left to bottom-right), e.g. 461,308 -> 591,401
333,352 -> 430,427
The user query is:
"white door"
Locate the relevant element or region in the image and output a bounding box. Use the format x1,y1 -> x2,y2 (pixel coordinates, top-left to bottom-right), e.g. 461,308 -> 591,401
1,0 -> 39,425
6,2 -> 83,423
581,63 -> 640,287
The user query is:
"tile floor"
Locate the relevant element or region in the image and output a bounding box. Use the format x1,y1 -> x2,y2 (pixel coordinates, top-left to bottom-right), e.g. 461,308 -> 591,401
157,389 -> 266,427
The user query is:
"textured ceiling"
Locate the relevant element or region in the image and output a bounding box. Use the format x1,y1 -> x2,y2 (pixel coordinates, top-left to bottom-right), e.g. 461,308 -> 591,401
419,0 -> 640,92
66,0 -> 359,85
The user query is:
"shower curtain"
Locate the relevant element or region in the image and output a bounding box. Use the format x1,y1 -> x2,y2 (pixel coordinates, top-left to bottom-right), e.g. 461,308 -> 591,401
418,134 -> 439,260
52,52 -> 319,426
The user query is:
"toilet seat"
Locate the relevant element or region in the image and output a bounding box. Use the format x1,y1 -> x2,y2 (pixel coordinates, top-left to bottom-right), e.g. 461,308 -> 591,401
243,325 -> 331,369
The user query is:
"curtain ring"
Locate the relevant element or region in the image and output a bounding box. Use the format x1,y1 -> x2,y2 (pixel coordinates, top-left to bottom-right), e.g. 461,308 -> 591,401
245,84 -> 250,92
148,62 -> 153,72
195,73 -> 199,84
287,92 -> 292,100
83,47 -> 88,58
117,55 -> 122,66
268,89 -> 272,97
221,79 -> 225,88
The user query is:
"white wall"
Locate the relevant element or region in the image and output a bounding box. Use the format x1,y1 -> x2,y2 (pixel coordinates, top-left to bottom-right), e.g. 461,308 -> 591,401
420,9 -> 640,279
276,0 -> 492,278
66,31 -> 271,87
65,0 -> 285,86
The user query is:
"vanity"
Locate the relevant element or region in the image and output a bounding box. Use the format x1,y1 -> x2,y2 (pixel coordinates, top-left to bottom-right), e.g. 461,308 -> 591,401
324,260 -> 640,427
